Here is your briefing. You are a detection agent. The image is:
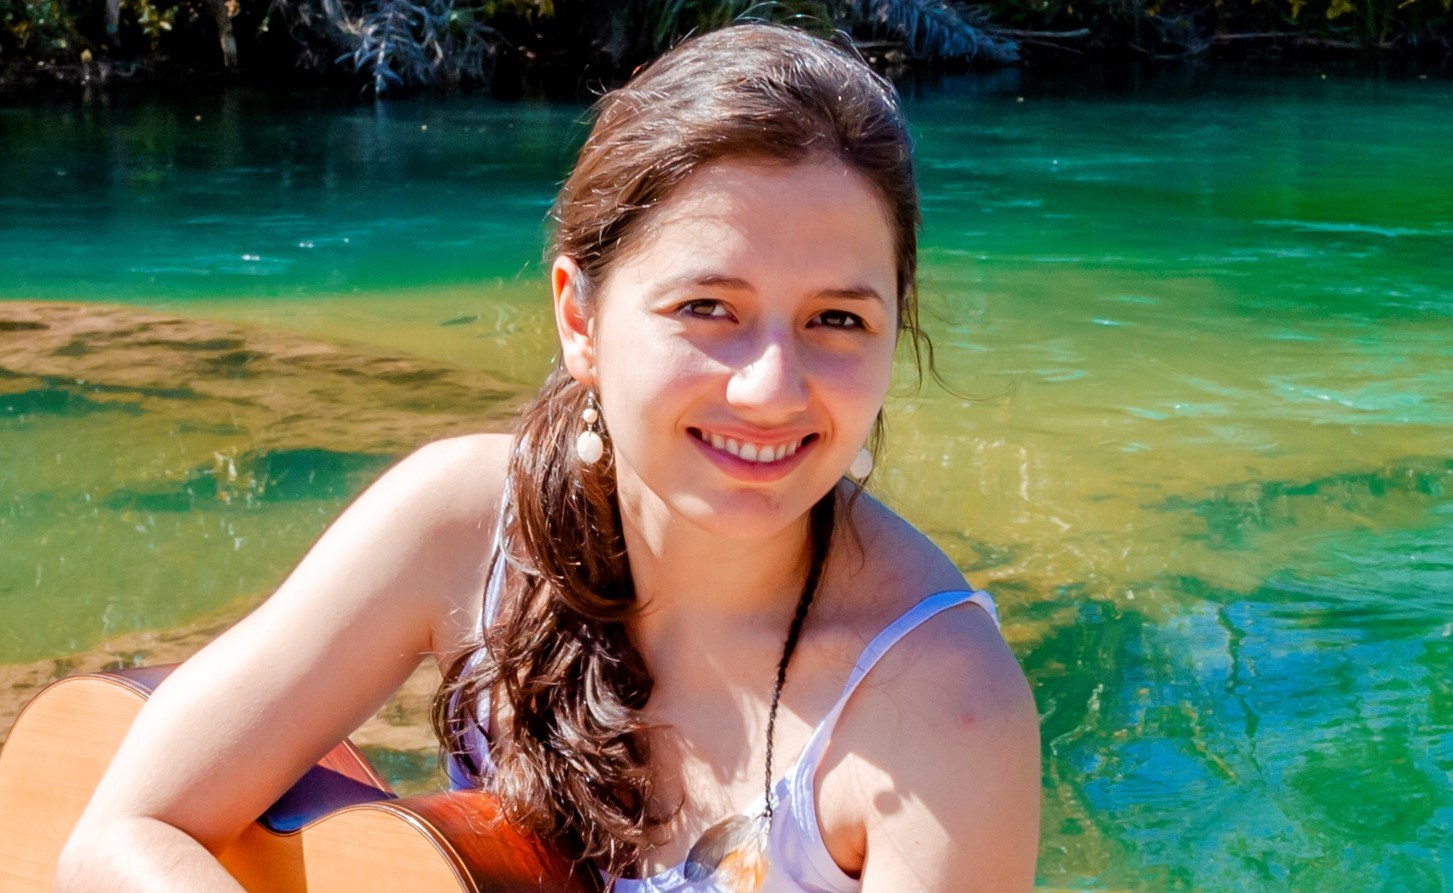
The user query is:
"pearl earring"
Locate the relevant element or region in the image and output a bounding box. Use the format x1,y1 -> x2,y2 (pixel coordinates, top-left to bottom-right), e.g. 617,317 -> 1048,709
575,393 -> 605,465
849,447 -> 873,480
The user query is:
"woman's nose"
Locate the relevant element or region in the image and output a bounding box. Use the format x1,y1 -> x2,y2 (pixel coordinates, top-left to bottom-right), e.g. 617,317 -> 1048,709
725,329 -> 810,418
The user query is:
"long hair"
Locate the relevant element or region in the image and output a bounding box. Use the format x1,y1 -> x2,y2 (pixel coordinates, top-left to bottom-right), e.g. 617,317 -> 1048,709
432,22 -> 922,880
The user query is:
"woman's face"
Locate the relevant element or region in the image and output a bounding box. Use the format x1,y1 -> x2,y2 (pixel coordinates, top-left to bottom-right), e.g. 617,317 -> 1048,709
555,158 -> 900,542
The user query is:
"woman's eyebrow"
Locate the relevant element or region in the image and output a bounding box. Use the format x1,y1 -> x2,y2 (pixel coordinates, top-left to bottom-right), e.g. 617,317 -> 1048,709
647,272 -> 753,298
675,272 -> 752,291
817,285 -> 885,304
651,274 -> 884,304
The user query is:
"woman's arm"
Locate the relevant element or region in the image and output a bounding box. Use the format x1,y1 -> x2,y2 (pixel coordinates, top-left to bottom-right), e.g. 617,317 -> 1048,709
54,434 -> 510,892
845,602 -> 1042,893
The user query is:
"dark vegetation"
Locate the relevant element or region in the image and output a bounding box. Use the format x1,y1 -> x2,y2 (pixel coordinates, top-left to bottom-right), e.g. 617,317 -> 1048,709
2,0 -> 1450,95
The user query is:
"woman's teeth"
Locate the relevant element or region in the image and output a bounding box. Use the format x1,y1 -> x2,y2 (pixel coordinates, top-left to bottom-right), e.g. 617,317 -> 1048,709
698,431 -> 802,464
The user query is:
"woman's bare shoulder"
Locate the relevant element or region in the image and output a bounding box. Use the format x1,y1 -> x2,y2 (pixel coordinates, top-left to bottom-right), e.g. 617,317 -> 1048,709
842,604 -> 1039,890
388,432 -> 513,523
384,433 -> 514,656
835,492 -> 1021,718
823,493 -> 1039,890
839,487 -> 1027,733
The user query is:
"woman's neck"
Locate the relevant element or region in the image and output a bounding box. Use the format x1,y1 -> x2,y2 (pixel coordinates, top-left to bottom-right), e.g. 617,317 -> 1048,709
616,482 -> 814,650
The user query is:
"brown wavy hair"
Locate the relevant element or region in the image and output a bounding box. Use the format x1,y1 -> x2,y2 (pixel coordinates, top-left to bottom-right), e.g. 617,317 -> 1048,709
432,21 -> 922,881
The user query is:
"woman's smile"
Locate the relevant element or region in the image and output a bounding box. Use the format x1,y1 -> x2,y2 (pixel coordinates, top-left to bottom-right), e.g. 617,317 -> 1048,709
687,427 -> 815,464
686,426 -> 820,481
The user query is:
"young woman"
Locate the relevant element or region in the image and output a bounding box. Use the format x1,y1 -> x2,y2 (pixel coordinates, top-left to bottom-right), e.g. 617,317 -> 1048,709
56,23 -> 1040,893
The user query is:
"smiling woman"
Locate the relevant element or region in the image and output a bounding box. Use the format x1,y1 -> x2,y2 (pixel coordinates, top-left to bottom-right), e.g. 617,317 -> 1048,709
53,22 -> 1039,893
565,160 -> 898,538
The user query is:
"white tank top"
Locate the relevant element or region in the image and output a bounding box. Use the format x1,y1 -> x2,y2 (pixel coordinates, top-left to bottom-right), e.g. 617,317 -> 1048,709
448,559 -> 1000,893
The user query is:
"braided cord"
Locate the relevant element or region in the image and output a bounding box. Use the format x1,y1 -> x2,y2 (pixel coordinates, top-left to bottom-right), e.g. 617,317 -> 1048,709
762,497 -> 834,822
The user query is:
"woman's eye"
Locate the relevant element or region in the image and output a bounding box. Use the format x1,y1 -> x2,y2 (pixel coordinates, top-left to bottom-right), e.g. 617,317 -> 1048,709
814,309 -> 865,329
682,300 -> 729,319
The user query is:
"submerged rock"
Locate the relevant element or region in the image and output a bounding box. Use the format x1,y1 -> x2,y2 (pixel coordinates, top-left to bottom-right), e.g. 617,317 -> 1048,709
0,300 -> 525,456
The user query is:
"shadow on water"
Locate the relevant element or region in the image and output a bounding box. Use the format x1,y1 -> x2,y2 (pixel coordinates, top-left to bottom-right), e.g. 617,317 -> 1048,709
2,388 -> 145,420
105,449 -> 393,511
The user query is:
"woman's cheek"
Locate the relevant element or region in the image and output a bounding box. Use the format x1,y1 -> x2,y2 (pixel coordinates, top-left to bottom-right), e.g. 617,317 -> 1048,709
610,343 -> 712,427
818,350 -> 893,410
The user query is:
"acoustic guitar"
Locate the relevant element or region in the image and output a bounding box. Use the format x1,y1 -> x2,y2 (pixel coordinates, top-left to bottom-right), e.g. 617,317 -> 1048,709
0,665 -> 596,892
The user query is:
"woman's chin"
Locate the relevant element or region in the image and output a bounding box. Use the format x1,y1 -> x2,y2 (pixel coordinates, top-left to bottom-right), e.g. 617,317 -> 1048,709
667,487 -> 827,542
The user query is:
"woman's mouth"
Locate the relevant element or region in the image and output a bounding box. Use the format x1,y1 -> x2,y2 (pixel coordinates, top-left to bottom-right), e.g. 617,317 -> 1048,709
687,428 -> 817,464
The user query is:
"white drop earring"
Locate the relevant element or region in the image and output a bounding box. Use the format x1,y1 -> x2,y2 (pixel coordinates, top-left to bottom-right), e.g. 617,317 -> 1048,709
575,392 -> 605,465
849,447 -> 873,480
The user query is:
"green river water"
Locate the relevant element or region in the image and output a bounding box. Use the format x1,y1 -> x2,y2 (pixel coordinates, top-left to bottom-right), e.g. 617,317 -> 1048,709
2,65 -> 1451,890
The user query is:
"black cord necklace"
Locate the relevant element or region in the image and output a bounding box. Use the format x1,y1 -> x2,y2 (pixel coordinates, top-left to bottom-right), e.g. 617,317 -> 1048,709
762,541 -> 825,821
680,497 -> 832,886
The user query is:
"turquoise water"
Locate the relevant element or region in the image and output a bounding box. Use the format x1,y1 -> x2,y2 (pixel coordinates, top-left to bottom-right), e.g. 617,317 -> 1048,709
2,66 -> 1451,890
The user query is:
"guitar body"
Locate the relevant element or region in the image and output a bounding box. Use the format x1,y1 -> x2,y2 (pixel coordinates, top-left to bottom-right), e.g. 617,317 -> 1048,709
0,667 -> 593,893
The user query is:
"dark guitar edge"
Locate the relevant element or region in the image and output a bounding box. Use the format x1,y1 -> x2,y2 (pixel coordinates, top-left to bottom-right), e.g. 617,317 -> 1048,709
374,793 -> 604,893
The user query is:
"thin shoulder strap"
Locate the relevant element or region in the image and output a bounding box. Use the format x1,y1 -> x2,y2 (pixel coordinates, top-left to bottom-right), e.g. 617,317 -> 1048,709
795,589 -> 999,772
482,548 -> 507,628
447,495 -> 510,787
482,491 -> 510,629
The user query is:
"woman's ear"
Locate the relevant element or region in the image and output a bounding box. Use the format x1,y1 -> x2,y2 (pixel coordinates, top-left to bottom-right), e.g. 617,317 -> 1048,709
551,255 -> 596,386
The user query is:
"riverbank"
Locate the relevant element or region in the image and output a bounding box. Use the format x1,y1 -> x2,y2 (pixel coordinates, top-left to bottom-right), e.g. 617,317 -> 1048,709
5,46 -> 1450,105
2,1 -> 1449,100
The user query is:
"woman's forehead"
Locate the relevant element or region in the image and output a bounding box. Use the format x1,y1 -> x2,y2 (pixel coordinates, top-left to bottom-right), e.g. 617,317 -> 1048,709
606,158 -> 898,296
